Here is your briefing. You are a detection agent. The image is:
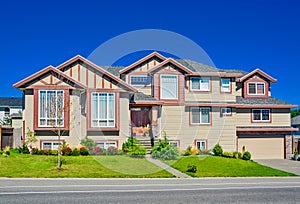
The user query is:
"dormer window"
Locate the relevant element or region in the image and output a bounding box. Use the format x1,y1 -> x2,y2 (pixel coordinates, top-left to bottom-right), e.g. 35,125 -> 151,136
248,82 -> 265,95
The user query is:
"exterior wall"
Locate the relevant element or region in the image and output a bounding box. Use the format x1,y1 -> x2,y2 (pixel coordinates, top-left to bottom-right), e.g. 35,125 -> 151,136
243,74 -> 270,98
160,106 -> 237,152
236,108 -> 290,127
185,77 -> 236,102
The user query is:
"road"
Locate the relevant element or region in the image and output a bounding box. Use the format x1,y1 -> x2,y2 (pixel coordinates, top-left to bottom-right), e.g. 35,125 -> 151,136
0,177 -> 299,203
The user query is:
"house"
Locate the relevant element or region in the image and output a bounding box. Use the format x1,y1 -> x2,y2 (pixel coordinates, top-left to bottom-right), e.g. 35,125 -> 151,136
13,52 -> 297,159
291,115 -> 300,153
0,97 -> 22,124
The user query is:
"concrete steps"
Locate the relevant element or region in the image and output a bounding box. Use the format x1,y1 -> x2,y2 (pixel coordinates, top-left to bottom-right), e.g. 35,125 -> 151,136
137,138 -> 156,154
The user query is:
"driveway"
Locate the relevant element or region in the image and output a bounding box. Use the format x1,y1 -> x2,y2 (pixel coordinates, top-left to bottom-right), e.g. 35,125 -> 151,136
254,159 -> 300,175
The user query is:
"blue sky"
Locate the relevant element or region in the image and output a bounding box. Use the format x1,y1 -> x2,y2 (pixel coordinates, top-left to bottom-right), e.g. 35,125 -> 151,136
1,0 -> 300,106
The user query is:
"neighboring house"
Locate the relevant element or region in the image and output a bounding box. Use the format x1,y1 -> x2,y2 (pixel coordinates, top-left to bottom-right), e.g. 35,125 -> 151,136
291,115 -> 300,152
13,52 -> 297,159
0,97 -> 22,124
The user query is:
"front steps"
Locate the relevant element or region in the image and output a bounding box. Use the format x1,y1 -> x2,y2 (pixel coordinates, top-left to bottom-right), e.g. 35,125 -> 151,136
137,138 -> 156,154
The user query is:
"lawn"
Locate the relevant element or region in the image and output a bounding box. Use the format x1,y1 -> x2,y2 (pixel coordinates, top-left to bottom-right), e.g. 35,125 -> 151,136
164,156 -> 296,177
0,153 -> 173,178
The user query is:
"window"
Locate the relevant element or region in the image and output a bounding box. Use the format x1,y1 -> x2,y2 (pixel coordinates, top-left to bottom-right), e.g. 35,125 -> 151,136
221,107 -> 232,116
252,109 -> 270,122
169,141 -> 179,147
196,140 -> 206,150
92,93 -> 115,127
191,77 -> 210,91
39,90 -> 64,127
130,75 -> 151,86
248,82 -> 265,95
4,108 -> 10,117
221,78 -> 231,92
42,141 -> 61,150
190,107 -> 211,124
160,75 -> 178,99
96,141 -> 117,149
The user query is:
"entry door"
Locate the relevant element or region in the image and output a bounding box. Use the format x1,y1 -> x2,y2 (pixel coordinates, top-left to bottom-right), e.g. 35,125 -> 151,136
131,107 -> 151,127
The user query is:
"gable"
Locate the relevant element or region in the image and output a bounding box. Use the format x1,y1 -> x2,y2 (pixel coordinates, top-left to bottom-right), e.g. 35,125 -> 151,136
237,69 -> 277,83
147,58 -> 193,75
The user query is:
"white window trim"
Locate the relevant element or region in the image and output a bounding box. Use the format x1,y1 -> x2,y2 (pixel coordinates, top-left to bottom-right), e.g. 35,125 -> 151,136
38,90 -> 64,128
42,141 -> 62,150
195,140 -> 207,150
252,109 -> 270,122
91,92 -> 115,128
130,75 -> 151,86
248,82 -> 265,95
168,141 -> 179,148
160,75 -> 178,100
190,77 -> 210,91
190,107 -> 211,124
221,78 -> 231,92
221,107 -> 232,116
96,141 -> 117,149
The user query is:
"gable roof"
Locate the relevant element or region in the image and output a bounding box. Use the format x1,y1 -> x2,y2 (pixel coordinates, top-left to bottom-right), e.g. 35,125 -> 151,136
291,115 -> 300,126
237,68 -> 277,82
13,66 -> 87,89
0,97 -> 22,107
56,55 -> 137,92
147,58 -> 194,75
119,51 -> 166,74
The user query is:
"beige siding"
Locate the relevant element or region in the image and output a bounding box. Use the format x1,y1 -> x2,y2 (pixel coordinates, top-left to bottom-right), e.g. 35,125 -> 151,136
238,137 -> 284,159
185,77 -> 236,102
236,108 -> 290,127
160,106 -> 237,151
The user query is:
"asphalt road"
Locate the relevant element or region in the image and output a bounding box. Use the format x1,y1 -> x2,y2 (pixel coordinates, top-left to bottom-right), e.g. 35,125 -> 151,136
0,177 -> 299,204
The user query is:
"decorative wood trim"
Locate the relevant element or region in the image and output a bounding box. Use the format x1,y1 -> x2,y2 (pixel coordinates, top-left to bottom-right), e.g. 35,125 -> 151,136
94,72 -> 96,89
102,77 -> 105,88
78,64 -> 80,81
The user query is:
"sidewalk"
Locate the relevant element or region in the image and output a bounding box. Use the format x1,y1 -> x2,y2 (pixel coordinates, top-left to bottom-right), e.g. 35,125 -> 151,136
254,159 -> 300,176
146,155 -> 191,178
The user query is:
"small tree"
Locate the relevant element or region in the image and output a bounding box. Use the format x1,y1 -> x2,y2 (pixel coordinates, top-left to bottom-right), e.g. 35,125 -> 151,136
25,128 -> 37,154
213,144 -> 223,156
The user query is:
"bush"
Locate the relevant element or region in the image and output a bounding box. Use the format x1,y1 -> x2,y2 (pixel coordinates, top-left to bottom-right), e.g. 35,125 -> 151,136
72,148 -> 80,156
222,151 -> 234,158
213,144 -> 223,156
43,149 -> 52,156
10,148 -> 20,154
51,150 -> 58,156
80,147 -> 89,156
93,146 -> 103,155
31,148 -> 39,155
107,146 -> 118,155
62,147 -> 72,156
152,144 -> 180,160
242,151 -> 251,160
122,137 -> 137,153
199,149 -> 211,155
127,145 -> 147,158
37,150 -> 44,155
17,143 -> 30,154
80,138 -> 96,152
233,151 -> 242,159
187,165 -> 197,173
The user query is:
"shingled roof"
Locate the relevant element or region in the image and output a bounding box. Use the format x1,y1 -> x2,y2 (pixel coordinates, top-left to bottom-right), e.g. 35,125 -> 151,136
236,96 -> 291,105
0,97 -> 22,107
101,66 -> 125,77
129,93 -> 159,103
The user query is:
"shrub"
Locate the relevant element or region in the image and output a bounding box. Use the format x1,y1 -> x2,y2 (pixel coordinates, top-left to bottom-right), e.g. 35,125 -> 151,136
233,151 -> 242,159
43,149 -> 52,156
51,150 -> 58,156
0,150 -> 3,155
17,143 -> 30,154
93,146 -> 103,155
181,146 -> 192,156
190,147 -> 200,155
62,147 -> 72,156
152,144 -> 180,160
222,151 -> 234,158
31,148 -> 39,155
71,148 -> 80,156
80,138 -> 96,152
187,165 -> 197,173
199,149 -> 211,155
213,144 -> 223,156
80,147 -> 89,156
242,151 -> 251,160
107,146 -> 118,155
122,137 -> 137,153
127,145 -> 147,158
37,150 -> 44,155
10,148 -> 20,154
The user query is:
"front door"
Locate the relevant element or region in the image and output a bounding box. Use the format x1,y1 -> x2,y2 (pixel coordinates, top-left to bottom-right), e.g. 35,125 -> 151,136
131,107 -> 151,137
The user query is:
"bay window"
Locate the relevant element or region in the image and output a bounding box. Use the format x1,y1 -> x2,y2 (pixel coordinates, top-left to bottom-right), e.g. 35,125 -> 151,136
39,90 -> 64,127
160,75 -> 178,99
92,92 -> 115,127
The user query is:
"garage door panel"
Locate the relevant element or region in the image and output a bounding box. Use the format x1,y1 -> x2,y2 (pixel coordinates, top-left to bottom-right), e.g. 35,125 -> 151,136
238,137 -> 284,159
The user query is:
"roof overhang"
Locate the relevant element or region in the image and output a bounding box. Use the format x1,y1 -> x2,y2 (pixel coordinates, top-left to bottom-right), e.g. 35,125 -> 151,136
188,72 -> 243,77
147,58 -> 193,75
237,68 -> 277,82
237,127 -> 298,132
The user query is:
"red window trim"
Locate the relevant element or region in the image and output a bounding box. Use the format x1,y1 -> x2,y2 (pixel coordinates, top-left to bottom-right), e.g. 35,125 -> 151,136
251,108 -> 272,123
189,107 -> 212,126
189,76 -> 212,93
220,78 -> 232,94
34,88 -> 70,131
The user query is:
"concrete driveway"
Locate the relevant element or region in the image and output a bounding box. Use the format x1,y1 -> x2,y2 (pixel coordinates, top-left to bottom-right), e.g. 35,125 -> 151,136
254,159 -> 300,175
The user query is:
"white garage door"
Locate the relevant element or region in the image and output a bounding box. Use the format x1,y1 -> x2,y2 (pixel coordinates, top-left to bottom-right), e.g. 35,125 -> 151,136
238,137 -> 284,159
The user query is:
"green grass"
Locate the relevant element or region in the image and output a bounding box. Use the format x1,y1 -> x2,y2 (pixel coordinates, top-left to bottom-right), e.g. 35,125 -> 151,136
164,156 -> 296,177
0,153 -> 173,178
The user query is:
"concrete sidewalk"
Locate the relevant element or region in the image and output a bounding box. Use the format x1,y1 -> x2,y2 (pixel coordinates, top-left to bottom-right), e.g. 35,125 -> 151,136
146,155 -> 191,178
254,159 -> 300,175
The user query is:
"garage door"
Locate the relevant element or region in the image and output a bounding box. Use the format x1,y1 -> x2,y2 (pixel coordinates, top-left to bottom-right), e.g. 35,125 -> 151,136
238,137 -> 284,159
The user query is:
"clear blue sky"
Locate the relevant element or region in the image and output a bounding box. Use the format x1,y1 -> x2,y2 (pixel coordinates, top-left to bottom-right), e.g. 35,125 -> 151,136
1,0 -> 300,106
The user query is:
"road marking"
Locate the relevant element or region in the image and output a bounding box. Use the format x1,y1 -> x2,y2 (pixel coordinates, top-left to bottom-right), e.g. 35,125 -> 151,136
0,185 -> 300,195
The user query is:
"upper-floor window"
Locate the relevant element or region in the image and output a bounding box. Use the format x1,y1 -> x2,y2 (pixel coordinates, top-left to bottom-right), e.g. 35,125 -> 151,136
191,77 -> 210,91
221,78 -> 231,92
39,90 -> 64,127
248,82 -> 265,95
92,92 -> 115,127
190,107 -> 211,124
252,109 -> 270,122
160,75 -> 178,100
221,107 -> 232,116
130,75 -> 151,86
